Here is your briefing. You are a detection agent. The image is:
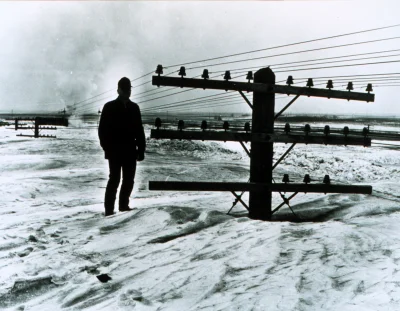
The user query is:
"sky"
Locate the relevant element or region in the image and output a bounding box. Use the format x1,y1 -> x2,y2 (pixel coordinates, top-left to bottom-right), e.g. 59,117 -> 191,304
0,0 -> 400,116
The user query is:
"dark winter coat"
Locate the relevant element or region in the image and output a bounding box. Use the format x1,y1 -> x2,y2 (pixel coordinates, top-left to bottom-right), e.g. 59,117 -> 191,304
98,97 -> 146,160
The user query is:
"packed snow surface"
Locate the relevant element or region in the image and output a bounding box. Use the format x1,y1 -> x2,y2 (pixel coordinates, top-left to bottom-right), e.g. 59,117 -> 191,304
1,120 -> 400,310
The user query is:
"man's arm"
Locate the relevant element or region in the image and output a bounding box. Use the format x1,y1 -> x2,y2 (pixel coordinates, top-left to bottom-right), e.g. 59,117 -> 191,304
135,105 -> 146,161
98,104 -> 110,150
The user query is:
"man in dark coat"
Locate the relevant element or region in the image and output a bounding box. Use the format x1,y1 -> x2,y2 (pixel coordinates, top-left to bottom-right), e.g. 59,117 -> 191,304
98,77 -> 146,216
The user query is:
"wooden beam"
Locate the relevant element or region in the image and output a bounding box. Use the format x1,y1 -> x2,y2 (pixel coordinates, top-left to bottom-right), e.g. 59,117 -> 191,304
150,129 -> 371,146
152,76 -> 374,102
149,181 -> 372,194
149,181 -> 266,192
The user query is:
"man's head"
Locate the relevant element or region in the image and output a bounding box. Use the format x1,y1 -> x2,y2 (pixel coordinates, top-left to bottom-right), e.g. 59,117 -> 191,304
117,77 -> 132,99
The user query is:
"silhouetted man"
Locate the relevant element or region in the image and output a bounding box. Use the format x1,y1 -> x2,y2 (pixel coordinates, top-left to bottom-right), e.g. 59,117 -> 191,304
98,77 -> 146,216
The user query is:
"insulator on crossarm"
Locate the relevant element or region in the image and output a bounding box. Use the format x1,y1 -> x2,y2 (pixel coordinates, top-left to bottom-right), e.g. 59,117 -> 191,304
304,124 -> 311,135
323,175 -> 331,185
224,71 -> 231,81
223,121 -> 230,131
347,82 -> 354,91
324,125 -> 330,136
178,66 -> 186,77
246,71 -> 253,82
244,122 -> 250,133
362,126 -> 369,137
155,117 -> 162,130
155,64 -> 163,76
282,174 -> 290,183
366,83 -> 373,93
178,120 -> 185,131
303,174 -> 311,184
343,126 -> 349,137
201,120 -> 208,131
286,75 -> 294,86
284,123 -> 290,134
201,69 -> 209,80
306,78 -> 314,88
326,80 -> 334,89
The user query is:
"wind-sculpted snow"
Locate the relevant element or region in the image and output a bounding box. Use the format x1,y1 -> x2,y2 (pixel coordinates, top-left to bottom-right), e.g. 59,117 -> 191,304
148,138 -> 245,160
1,123 -> 400,310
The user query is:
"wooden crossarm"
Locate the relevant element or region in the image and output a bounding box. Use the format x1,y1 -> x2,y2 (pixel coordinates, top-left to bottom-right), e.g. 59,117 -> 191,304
152,76 -> 374,102
149,181 -> 372,194
150,129 -> 371,146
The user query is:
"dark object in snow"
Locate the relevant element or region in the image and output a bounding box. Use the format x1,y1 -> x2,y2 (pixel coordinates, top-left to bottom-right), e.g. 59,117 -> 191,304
96,274 -> 112,283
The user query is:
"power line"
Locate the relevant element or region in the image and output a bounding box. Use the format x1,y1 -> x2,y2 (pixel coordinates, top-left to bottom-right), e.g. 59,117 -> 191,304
239,52 -> 400,74
77,48 -> 400,112
213,49 -> 400,75
166,24 -> 400,68
183,36 -> 400,71
71,29 -> 400,114
276,72 -> 400,84
273,59 -> 400,73
141,92 -> 239,112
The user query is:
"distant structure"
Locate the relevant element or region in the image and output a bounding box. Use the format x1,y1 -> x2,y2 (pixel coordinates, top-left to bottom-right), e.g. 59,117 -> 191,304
7,116 -> 68,138
148,65 -> 375,221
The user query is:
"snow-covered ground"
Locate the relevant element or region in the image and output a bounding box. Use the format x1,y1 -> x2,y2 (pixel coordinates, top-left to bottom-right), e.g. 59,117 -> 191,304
1,120 -> 400,311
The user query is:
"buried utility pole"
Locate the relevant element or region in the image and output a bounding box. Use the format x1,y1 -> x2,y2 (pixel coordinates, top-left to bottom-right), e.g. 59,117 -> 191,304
149,65 -> 375,221
249,67 -> 275,220
8,116 -> 68,138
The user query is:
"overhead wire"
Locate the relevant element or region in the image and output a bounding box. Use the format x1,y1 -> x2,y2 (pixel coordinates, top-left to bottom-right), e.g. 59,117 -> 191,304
211,49 -> 400,75
183,36 -> 400,71
273,59 -> 400,73
140,92 -> 239,112
165,23 -> 400,68
141,73 -> 246,113
73,31 -> 400,115
72,24 -> 400,114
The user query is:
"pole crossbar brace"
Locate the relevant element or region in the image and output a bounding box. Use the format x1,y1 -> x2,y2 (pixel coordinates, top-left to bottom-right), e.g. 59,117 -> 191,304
229,191 -> 249,212
238,90 -> 253,109
238,140 -> 251,157
272,192 -> 299,215
274,95 -> 300,120
272,143 -> 296,170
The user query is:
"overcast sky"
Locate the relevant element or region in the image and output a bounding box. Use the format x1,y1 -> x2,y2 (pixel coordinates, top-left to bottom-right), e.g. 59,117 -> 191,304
0,0 -> 400,116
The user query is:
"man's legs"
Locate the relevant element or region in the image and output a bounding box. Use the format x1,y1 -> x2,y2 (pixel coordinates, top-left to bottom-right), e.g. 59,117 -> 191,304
104,158 -> 122,215
119,159 -> 137,210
